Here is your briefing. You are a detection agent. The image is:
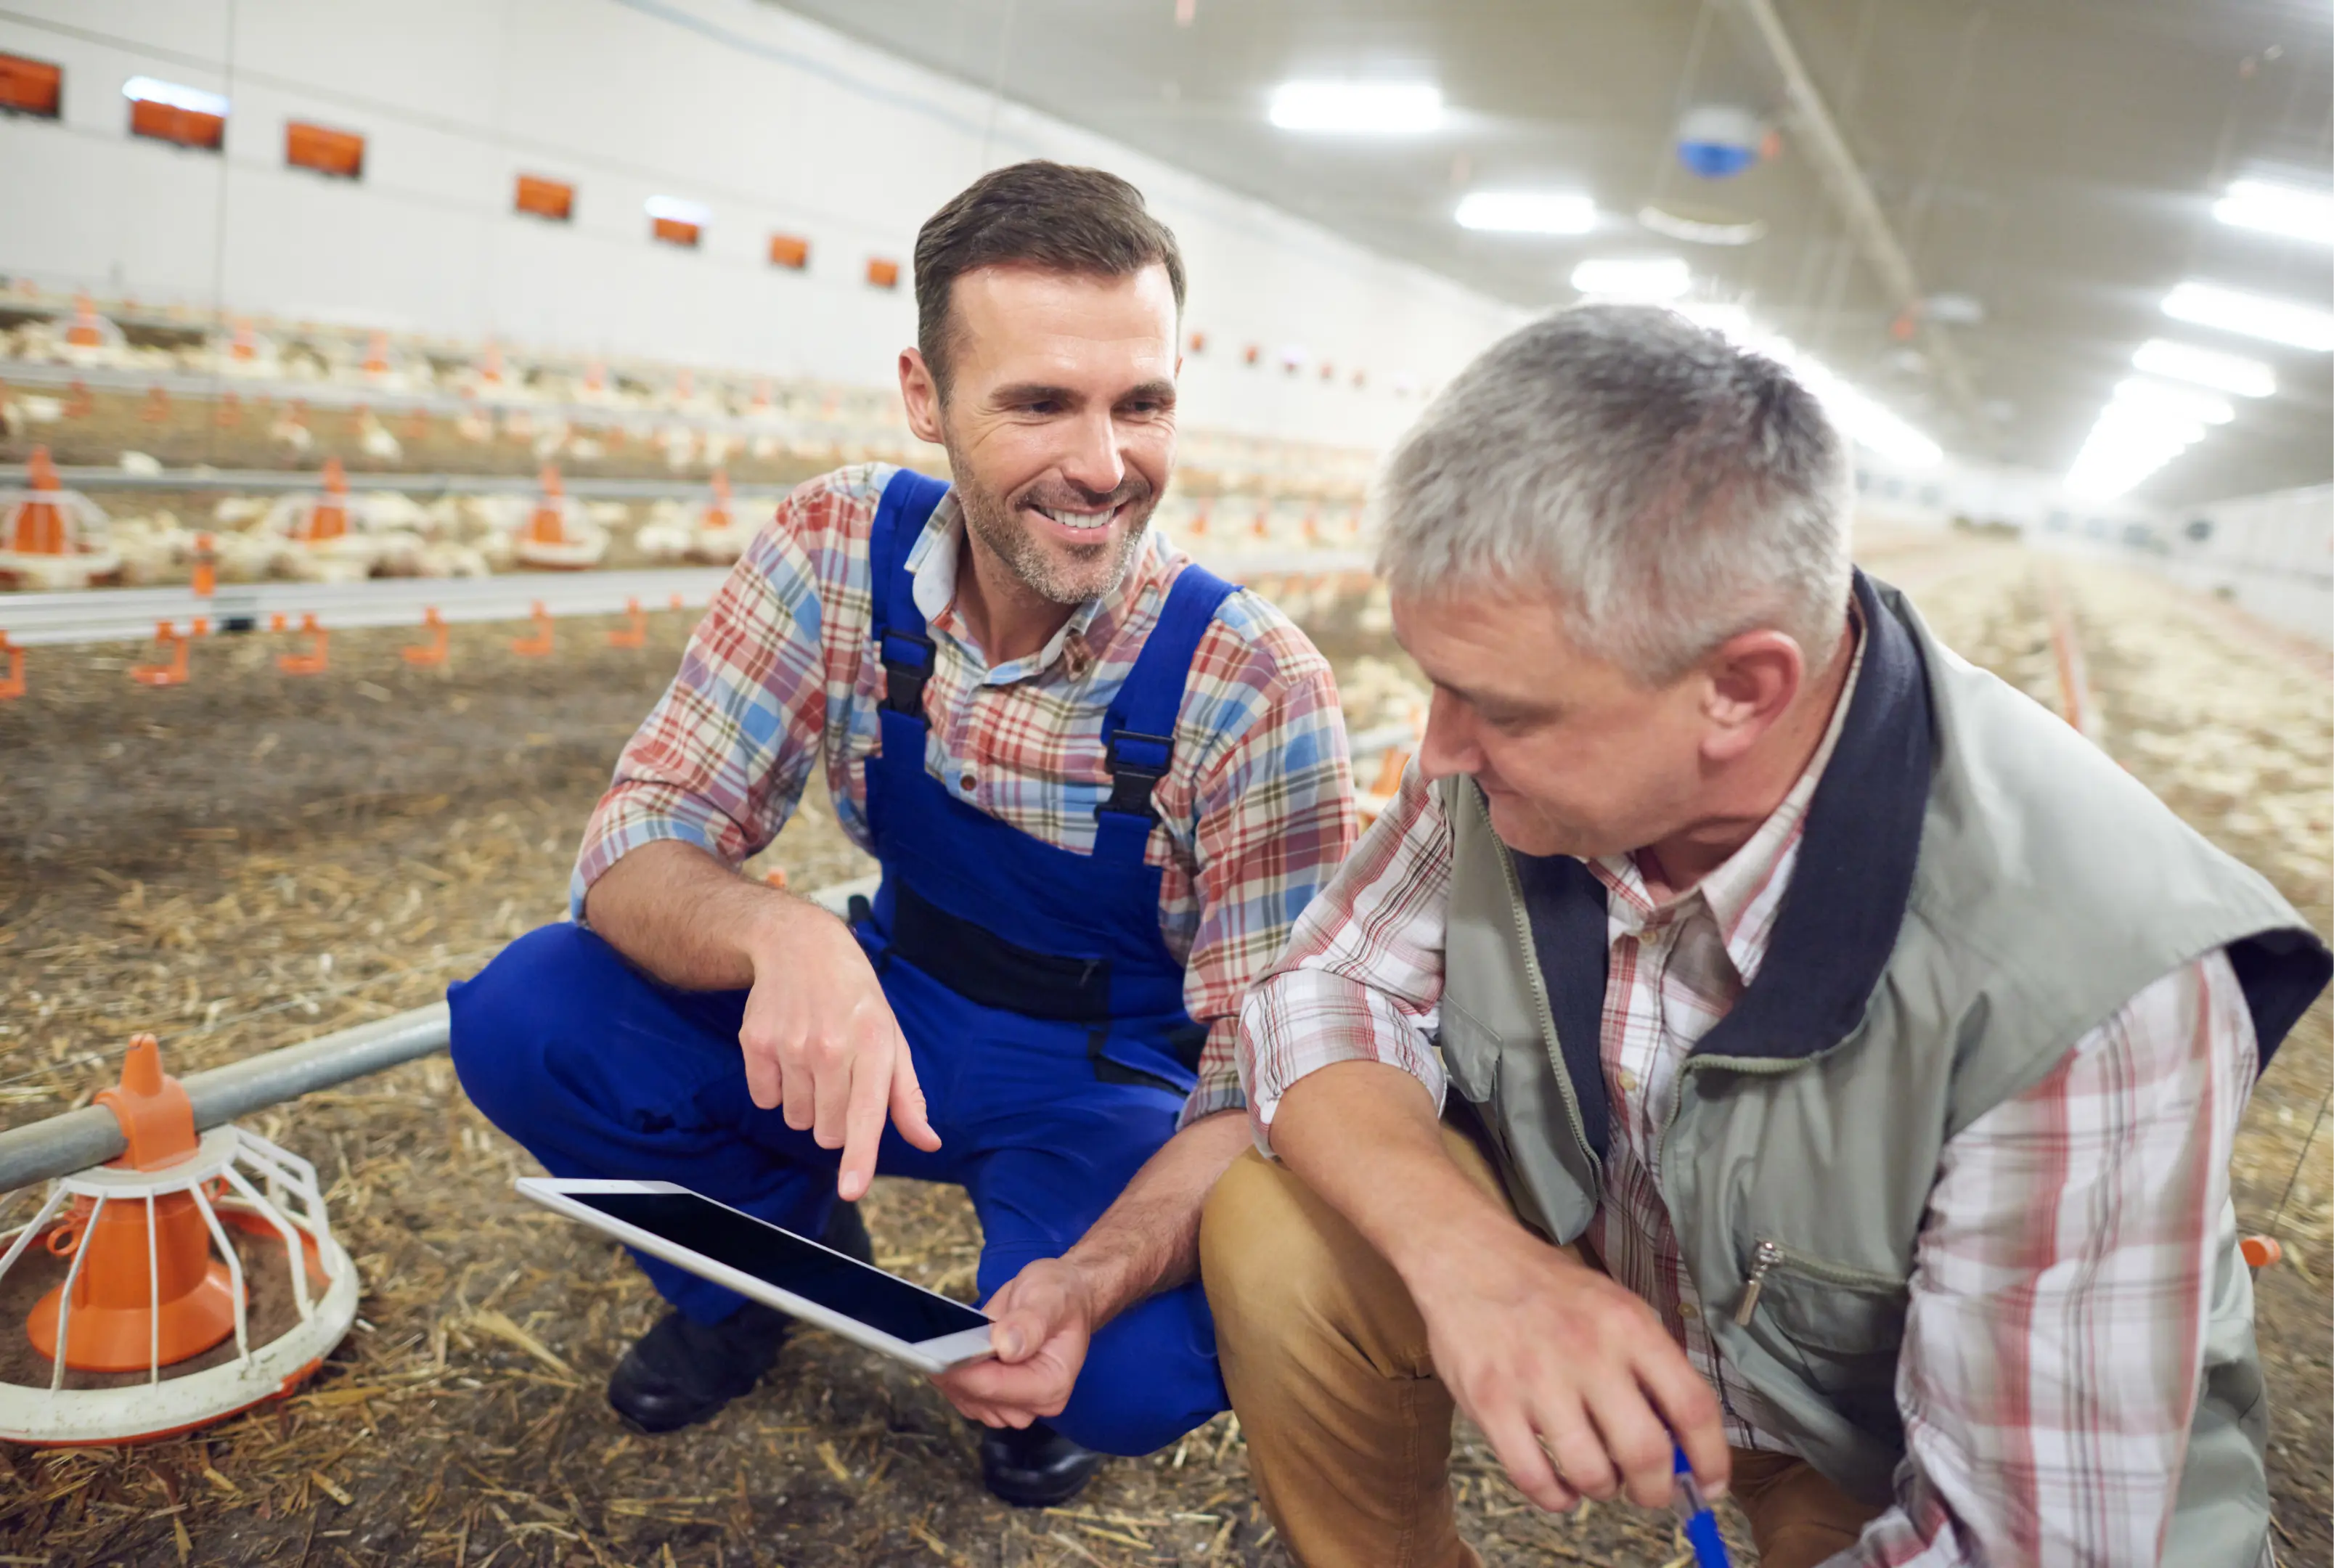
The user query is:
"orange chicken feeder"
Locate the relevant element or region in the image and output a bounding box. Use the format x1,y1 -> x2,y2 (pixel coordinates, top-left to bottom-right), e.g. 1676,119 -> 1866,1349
0,446 -> 121,589
0,1035 -> 355,1445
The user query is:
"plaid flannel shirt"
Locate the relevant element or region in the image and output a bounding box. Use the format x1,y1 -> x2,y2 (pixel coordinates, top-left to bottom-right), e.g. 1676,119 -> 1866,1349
1239,629 -> 2264,1566
575,464 -> 1354,1127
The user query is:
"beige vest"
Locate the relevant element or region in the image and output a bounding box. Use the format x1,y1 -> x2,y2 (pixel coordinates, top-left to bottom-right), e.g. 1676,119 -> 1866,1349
1439,573 -> 2330,1565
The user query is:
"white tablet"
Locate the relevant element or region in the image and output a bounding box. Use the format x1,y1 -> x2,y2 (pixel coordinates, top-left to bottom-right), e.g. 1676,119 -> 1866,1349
515,1177 -> 995,1376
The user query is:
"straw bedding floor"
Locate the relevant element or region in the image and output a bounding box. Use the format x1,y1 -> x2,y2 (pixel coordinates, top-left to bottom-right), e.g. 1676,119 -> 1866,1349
0,534 -> 2323,1567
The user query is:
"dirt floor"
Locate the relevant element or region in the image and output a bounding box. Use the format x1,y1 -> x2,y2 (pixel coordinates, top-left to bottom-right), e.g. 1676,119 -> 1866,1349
0,533 -> 2325,1567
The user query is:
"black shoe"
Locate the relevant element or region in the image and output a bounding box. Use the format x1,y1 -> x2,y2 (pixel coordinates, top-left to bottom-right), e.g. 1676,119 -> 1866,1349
978,1420 -> 1105,1508
607,1200 -> 873,1434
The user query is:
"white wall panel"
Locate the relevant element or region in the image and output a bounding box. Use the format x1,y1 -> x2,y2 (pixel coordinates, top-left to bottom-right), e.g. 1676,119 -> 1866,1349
0,0 -> 1526,449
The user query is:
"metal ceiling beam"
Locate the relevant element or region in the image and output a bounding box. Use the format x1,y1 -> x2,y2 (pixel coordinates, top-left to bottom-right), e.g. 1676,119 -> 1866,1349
1724,0 -> 1986,440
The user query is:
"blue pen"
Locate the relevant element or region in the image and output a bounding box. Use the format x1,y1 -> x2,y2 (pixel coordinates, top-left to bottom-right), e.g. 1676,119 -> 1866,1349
1672,1444 -> 1732,1567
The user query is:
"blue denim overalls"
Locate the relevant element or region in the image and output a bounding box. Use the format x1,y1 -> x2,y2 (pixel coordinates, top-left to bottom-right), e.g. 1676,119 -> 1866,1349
452,469 -> 1235,1454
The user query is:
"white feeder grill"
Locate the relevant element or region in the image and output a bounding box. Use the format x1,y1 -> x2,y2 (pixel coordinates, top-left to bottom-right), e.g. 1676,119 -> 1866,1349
0,1123 -> 357,1446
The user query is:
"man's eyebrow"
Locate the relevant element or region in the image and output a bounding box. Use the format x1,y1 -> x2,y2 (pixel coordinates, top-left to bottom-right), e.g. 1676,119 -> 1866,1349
1116,378 -> 1177,404
1434,675 -> 1554,716
988,382 -> 1081,406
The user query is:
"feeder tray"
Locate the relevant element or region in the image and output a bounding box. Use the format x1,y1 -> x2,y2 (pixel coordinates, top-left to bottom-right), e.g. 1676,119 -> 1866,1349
0,1035 -> 356,1446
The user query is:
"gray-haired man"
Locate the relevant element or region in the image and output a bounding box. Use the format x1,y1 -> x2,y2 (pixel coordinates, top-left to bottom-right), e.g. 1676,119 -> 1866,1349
1199,306 -> 2328,1568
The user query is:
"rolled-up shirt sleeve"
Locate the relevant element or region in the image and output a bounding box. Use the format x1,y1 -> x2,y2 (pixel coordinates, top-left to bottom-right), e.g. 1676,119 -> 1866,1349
1236,759 -> 1456,1151
570,495 -> 833,918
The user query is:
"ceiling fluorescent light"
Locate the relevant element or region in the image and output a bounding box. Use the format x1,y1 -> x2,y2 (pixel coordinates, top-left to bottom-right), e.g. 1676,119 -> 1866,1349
2213,179 -> 2334,247
1268,81 -> 1442,134
2131,339 -> 2277,398
1570,257 -> 1692,300
1456,191 -> 1596,234
122,75 -> 229,117
2065,393 -> 2213,502
2162,281 -> 2334,351
2111,377 -> 2234,425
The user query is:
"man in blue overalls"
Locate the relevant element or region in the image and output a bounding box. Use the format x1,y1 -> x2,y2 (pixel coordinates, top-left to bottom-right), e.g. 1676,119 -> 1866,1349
448,161 -> 1354,1506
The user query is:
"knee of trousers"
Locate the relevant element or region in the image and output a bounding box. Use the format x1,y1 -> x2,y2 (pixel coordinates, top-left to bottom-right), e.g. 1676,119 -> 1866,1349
1050,1284 -> 1226,1458
446,922 -> 607,1140
1199,1148 -> 1419,1384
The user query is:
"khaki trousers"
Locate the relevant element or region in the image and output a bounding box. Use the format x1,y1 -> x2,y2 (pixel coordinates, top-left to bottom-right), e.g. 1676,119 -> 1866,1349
1199,1132 -> 1882,1568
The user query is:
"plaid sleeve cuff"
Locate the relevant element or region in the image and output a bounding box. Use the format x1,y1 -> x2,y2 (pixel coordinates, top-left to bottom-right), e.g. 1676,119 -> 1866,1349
568,784 -> 743,920
1238,970 -> 1447,1156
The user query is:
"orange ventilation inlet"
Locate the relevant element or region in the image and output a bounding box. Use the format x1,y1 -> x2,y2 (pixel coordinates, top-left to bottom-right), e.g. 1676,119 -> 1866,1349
0,1035 -> 357,1445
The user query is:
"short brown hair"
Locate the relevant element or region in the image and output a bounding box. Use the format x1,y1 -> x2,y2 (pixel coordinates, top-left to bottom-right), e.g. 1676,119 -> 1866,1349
914,160 -> 1186,398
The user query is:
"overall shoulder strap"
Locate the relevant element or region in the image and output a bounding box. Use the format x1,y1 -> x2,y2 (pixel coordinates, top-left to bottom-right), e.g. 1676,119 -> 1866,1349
1098,562 -> 1240,828
869,468 -> 950,720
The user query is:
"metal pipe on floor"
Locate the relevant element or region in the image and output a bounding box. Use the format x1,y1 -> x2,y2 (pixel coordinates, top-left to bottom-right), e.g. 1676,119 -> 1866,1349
0,1004 -> 451,1194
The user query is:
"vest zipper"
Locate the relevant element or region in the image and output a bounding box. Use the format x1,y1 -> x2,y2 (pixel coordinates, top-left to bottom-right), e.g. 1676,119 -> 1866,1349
1734,1236 -> 1904,1326
1485,817 -> 1601,1183
1734,1238 -> 1782,1326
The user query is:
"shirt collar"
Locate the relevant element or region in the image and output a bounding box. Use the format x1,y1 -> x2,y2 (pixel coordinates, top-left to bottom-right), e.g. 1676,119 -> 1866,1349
905,489 -> 1169,681
1592,605 -> 1868,981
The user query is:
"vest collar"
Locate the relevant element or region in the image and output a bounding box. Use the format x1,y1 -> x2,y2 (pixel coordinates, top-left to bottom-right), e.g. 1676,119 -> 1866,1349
1689,568 -> 1933,1063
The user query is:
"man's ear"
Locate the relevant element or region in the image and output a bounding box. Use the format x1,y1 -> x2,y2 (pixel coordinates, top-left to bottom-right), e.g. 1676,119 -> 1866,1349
1698,629 -> 1805,764
899,348 -> 944,445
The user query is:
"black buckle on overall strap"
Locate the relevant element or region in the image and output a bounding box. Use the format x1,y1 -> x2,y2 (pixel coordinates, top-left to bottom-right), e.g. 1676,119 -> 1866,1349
1100,730 -> 1173,819
880,629 -> 937,717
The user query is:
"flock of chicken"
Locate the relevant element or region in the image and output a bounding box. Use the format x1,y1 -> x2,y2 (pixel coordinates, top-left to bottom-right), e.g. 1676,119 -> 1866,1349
0,293 -> 1379,594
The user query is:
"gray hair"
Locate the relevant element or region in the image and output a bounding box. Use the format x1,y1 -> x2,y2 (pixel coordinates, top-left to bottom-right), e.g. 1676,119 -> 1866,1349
1376,304 -> 1853,684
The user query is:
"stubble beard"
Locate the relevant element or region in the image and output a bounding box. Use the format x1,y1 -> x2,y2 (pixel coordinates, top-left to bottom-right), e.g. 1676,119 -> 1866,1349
947,441 -> 1157,608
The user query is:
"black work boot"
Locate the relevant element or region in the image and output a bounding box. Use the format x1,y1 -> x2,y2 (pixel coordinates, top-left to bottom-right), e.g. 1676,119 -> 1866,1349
978,1420 -> 1106,1508
606,1200 -> 873,1434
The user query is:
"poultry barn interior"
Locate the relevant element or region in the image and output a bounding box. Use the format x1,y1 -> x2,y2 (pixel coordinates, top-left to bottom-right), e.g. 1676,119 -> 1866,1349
0,2 -> 2327,1565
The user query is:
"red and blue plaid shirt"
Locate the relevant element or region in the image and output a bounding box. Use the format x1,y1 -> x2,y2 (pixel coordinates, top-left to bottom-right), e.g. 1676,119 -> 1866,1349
575,463 -> 1356,1124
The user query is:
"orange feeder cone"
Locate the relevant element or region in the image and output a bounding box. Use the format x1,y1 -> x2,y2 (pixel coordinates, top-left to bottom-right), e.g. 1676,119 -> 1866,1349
295,459 -> 351,544
703,469 -> 733,534
525,465 -> 568,549
140,385 -> 171,425
362,330 -> 391,377
26,1036 -> 239,1373
229,318 -> 258,362
479,342 -> 505,387
10,447 -> 68,558
65,294 -> 105,349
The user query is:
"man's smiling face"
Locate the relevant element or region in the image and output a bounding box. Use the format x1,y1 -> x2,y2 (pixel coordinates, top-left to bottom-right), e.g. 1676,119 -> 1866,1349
911,262 -> 1180,607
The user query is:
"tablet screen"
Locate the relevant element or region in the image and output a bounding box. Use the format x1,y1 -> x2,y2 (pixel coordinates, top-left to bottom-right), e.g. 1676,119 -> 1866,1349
573,1189 -> 987,1346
